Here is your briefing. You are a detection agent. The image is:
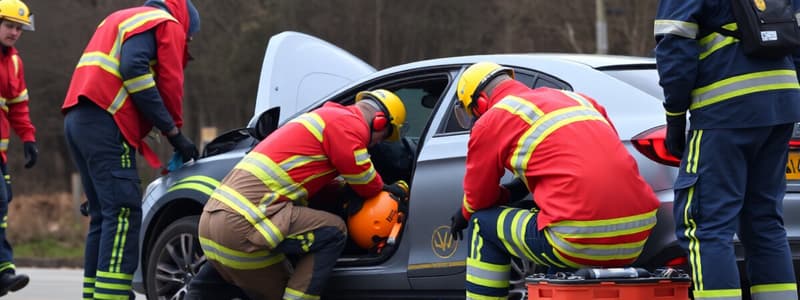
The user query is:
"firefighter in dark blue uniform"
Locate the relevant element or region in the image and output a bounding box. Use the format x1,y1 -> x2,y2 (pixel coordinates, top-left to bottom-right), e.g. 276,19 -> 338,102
655,1 -> 800,299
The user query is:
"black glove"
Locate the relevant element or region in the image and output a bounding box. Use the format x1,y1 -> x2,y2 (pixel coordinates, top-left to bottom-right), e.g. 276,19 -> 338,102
23,141 -> 37,168
342,186 -> 364,217
501,177 -> 529,202
167,131 -> 199,163
665,115 -> 687,158
450,210 -> 468,241
383,180 -> 409,201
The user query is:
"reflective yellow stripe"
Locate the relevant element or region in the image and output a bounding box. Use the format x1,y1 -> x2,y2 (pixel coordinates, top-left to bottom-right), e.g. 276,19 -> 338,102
123,73 -> 155,93
0,139 -> 7,151
289,112 -> 325,142
751,283 -> 798,300
545,229 -> 647,261
693,289 -> 742,299
496,209 -> 520,258
654,19 -> 698,39
557,90 -> 595,108
77,52 -> 121,78
279,154 -> 327,171
466,291 -> 507,300
0,262 -> 14,272
96,271 -> 133,280
691,70 -> 800,110
109,208 -> 130,273
11,54 -> 18,76
666,111 -> 686,117
284,287 -> 320,300
199,237 -> 285,270
95,282 -> 132,291
340,164 -> 377,185
106,87 -> 129,115
462,194 -> 475,214
94,293 -> 130,300
466,257 -> 510,288
110,10 -> 175,58
547,209 -> 658,238
353,148 -> 370,165
511,106 -> 607,181
212,185 -> 284,248
239,152 -> 308,202
493,95 -> 544,125
7,88 -> 27,104
470,218 -> 483,261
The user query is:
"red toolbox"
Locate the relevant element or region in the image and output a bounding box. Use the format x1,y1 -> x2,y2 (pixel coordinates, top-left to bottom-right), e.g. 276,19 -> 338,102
526,269 -> 691,300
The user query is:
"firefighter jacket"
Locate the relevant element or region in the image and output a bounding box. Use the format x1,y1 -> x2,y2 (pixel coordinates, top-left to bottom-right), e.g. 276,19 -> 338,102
460,80 -> 660,267
654,0 -> 800,129
62,4 -> 190,168
0,47 -> 34,163
204,102 -> 385,249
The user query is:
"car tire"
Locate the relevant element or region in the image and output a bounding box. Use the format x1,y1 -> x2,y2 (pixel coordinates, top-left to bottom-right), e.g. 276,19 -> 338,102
145,215 -> 205,300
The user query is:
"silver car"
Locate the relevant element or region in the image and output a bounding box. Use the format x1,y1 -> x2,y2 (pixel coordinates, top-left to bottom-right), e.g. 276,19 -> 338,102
132,31 -> 800,300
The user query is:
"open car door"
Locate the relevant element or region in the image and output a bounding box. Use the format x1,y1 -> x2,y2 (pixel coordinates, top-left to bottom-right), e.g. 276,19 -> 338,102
249,31 -> 376,127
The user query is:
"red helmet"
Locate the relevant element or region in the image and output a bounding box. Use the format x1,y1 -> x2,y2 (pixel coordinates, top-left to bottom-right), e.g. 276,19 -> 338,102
347,191 -> 404,250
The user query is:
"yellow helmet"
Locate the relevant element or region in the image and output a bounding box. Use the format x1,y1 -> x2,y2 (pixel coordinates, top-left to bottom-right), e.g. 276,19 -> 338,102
355,89 -> 407,142
0,0 -> 32,31
453,62 -> 514,128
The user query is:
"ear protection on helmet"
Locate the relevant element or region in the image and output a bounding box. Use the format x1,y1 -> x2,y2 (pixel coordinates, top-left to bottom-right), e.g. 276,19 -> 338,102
472,92 -> 490,117
372,111 -> 388,132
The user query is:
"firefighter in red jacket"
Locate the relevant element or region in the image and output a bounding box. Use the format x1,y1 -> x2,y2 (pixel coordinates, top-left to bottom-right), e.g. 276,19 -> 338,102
448,62 -> 660,299
61,0 -> 200,298
0,0 -> 36,295
193,89 -> 409,300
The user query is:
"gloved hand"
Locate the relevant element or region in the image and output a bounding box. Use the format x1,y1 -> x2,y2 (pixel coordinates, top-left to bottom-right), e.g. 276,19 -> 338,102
23,141 -> 37,168
79,201 -> 89,217
383,180 -> 409,201
665,115 -> 687,158
450,210 -> 468,240
341,186 -> 364,217
501,177 -> 529,203
167,131 -> 199,163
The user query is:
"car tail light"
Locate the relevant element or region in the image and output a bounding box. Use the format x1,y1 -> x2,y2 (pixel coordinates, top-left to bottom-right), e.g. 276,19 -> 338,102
631,125 -> 681,167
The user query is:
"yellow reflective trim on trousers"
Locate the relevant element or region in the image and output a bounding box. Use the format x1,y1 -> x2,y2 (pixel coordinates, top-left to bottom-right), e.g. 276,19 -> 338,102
466,291 -> 507,300
279,154 -> 327,171
509,209 -> 538,261
213,185 -> 284,247
7,88 -> 27,104
121,142 -> 131,168
76,52 -> 121,78
466,257 -> 510,288
693,288 -> 742,299
84,277 -> 97,283
123,73 -> 155,93
199,237 -> 285,270
687,130 -> 703,174
284,287 -> 320,300
654,19 -> 698,39
341,164 -> 377,185
470,217 -> 483,261
547,209 -> 658,238
511,106 -> 607,178
690,70 -> 800,110
495,209 -> 521,258
168,182 -> 215,196
666,111 -> 686,117
94,293 -> 130,300
751,283 -> 798,294
110,10 -> 175,58
96,271 -> 133,280
110,207 -> 130,273
289,112 -> 325,142
82,287 -> 94,293
684,184 -> 702,290
0,262 -> 14,272
547,243 -> 584,269
353,148 -> 370,165
95,281 -> 132,291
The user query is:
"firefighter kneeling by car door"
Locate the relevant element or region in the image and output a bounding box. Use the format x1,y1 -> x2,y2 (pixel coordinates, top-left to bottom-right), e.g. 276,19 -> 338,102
184,89 -> 409,300
448,62 -> 661,299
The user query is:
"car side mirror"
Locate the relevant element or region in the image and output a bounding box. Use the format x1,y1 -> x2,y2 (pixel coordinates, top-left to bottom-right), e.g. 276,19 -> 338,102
249,106 -> 280,141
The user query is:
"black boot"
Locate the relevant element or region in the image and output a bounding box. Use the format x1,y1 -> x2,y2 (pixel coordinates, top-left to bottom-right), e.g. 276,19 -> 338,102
0,272 -> 29,296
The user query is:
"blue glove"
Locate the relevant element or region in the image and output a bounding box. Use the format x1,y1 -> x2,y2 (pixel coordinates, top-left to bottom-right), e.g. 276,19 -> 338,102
167,152 -> 184,172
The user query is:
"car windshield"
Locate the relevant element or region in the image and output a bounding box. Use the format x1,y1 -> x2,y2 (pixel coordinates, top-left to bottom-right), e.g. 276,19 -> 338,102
602,69 -> 664,101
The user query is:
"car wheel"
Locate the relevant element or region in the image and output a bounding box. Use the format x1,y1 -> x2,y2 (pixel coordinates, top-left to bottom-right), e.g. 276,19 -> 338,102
145,215 -> 205,300
508,258 -> 538,300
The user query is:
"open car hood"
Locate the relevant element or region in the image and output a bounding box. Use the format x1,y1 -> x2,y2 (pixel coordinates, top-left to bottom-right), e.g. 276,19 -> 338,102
249,31 -> 376,126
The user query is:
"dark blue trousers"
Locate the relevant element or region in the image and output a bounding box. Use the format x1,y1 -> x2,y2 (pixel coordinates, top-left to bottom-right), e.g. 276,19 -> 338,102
0,163 -> 15,275
674,124 -> 798,300
64,102 -> 141,300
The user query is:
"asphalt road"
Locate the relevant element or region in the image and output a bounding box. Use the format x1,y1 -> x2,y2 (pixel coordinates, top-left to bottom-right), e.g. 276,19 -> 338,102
5,268 -> 146,300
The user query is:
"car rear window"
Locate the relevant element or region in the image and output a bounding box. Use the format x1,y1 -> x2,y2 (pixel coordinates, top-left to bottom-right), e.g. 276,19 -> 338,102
602,69 -> 664,101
